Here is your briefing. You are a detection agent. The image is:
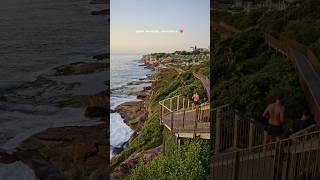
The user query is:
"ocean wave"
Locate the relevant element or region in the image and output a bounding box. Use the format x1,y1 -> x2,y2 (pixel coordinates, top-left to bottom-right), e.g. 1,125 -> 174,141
110,113 -> 133,157
110,96 -> 140,110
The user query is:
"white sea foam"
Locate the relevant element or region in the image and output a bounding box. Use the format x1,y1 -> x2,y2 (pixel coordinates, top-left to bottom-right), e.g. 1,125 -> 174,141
110,113 -> 133,147
0,107 -> 100,152
110,113 -> 134,157
110,54 -> 151,159
110,96 -> 140,110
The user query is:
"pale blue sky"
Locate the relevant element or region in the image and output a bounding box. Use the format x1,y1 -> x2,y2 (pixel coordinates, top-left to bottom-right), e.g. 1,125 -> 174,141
111,0 -> 210,54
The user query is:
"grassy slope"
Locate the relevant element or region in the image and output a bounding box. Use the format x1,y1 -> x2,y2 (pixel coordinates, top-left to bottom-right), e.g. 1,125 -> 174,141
215,0 -> 320,57
212,1 -> 320,125
125,129 -> 210,180
112,59 -> 210,179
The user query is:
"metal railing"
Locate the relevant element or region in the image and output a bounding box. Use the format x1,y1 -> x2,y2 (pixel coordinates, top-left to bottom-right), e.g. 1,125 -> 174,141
159,95 -> 210,137
212,130 -> 320,180
213,105 -> 270,154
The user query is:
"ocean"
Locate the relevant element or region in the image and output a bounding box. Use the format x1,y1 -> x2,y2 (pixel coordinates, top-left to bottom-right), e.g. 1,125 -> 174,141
0,0 -> 108,92
110,54 -> 151,158
0,0 -> 107,179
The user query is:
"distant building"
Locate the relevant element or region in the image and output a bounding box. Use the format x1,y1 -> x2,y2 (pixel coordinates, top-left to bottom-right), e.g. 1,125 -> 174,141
229,0 -> 303,12
192,46 -> 209,53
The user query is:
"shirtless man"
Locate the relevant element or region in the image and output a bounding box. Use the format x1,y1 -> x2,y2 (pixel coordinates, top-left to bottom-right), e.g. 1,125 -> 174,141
262,94 -> 286,137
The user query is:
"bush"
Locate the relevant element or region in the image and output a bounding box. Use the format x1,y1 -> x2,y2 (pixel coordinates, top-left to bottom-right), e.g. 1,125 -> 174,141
124,130 -> 210,180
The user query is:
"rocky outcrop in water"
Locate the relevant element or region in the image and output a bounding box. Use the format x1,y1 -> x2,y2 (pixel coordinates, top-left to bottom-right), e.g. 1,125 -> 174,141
53,62 -> 107,76
115,101 -> 147,132
6,51 -> 110,180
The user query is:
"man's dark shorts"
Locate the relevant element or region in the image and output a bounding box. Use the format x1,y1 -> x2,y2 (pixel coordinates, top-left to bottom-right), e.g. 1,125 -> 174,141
265,124 -> 283,137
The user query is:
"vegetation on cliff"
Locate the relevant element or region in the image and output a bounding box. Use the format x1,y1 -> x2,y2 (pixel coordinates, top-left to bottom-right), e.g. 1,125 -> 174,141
125,129 -> 210,180
215,0 -> 320,57
112,54 -> 210,179
212,1 -> 320,124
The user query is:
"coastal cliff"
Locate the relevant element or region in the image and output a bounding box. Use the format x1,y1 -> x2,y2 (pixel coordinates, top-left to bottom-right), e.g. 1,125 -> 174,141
111,51 -> 210,179
141,53 -> 174,67
142,55 -> 159,65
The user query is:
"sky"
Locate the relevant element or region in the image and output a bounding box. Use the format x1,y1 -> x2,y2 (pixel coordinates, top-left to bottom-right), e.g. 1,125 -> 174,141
111,0 -> 210,54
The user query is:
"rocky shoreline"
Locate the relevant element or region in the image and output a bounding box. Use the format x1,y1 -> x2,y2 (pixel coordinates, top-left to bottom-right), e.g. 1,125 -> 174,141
0,0 -> 109,179
109,57 -> 163,179
111,65 -> 154,152
0,53 -> 109,179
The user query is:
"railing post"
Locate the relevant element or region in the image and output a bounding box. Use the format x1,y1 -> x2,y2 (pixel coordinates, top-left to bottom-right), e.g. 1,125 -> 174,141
194,107 -> 198,136
233,112 -> 239,148
177,136 -> 181,151
263,131 -> 268,152
273,141 -> 283,180
171,111 -> 174,132
215,108 -> 222,154
177,96 -> 180,110
182,109 -> 186,130
187,100 -> 190,109
161,105 -> 163,125
249,120 -> 255,149
170,98 -> 172,111
234,151 -> 240,180
182,97 -> 185,109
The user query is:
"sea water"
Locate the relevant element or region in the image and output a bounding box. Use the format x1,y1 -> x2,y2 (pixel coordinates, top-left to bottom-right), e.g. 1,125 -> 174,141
0,0 -> 107,178
110,54 -> 151,158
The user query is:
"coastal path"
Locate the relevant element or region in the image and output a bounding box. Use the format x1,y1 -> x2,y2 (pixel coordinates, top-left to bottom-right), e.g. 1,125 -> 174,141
159,95 -> 210,139
265,34 -> 320,124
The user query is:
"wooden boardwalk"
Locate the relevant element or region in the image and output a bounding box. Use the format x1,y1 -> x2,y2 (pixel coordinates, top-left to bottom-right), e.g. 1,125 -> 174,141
160,95 -> 210,139
212,21 -> 320,180
265,34 -> 320,124
212,129 -> 320,180
214,21 -> 320,123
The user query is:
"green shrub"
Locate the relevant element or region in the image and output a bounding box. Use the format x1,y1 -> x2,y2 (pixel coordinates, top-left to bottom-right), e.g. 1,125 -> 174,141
125,131 -> 210,180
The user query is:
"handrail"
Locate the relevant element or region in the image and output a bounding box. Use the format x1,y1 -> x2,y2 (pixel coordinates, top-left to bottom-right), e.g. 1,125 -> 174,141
265,33 -> 320,124
212,130 -> 320,180
289,124 -> 318,138
159,94 -> 210,138
213,33 -> 320,154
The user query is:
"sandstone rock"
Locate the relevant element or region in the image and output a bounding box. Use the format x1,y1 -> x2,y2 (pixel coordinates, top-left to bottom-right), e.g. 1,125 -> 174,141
85,106 -> 107,118
93,53 -> 109,61
111,145 -> 163,179
16,124 -> 108,180
137,92 -> 149,100
142,55 -> 159,66
0,150 -> 18,164
142,145 -> 163,161
114,101 -> 147,132
54,62 -> 107,76
143,86 -> 152,91
127,80 -> 153,86
64,90 -> 107,108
